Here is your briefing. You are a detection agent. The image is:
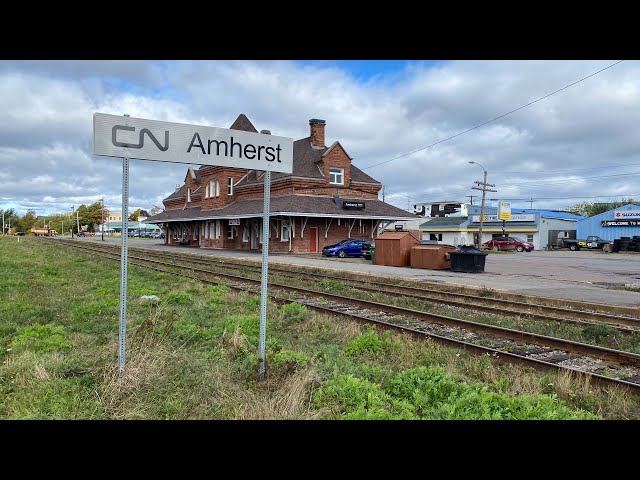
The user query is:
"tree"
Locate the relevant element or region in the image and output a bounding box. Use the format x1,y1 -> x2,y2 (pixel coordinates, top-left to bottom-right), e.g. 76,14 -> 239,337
566,198 -> 637,217
17,209 -> 38,233
1,208 -> 17,233
128,208 -> 149,221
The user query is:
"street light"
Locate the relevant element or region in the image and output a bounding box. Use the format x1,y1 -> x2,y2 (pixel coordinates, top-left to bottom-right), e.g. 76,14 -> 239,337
469,161 -> 488,248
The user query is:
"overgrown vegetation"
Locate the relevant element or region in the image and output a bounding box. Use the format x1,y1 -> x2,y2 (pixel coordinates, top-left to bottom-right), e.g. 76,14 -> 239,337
1,237 -> 638,419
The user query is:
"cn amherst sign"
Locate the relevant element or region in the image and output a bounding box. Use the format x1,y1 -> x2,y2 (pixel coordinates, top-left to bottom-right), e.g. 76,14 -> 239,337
93,112 -> 294,173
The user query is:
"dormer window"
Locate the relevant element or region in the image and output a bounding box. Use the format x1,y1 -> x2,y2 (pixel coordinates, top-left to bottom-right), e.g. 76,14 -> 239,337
208,179 -> 220,197
329,167 -> 344,185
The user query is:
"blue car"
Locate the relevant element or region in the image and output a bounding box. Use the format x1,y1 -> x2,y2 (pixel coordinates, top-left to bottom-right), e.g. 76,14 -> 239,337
322,239 -> 370,258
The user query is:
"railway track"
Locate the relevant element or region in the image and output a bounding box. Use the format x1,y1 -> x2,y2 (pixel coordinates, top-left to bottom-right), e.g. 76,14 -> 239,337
47,238 -> 640,395
61,239 -> 640,330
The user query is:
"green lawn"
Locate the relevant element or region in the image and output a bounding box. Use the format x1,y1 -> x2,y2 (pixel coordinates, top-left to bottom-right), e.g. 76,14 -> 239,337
1,236 -> 634,419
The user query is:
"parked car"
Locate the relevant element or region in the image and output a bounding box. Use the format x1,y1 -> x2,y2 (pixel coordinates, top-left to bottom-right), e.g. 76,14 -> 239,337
76,231 -> 86,237
322,239 -> 371,258
482,236 -> 534,252
362,241 -> 374,260
13,231 -> 25,236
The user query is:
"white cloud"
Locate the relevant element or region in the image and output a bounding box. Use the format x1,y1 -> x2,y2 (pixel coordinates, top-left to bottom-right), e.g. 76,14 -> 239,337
1,59 -> 639,217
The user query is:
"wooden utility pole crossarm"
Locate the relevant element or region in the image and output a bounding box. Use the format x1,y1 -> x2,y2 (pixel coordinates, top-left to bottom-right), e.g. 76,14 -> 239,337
469,162 -> 497,248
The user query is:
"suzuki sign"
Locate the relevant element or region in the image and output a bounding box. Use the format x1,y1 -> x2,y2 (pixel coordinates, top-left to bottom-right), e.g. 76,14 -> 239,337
614,210 -> 640,219
93,113 -> 293,173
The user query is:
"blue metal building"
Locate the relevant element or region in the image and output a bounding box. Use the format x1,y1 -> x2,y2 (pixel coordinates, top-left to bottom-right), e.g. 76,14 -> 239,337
577,203 -> 640,240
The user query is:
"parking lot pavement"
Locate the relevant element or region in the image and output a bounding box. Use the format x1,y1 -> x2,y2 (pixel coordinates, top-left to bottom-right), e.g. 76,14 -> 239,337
80,237 -> 640,308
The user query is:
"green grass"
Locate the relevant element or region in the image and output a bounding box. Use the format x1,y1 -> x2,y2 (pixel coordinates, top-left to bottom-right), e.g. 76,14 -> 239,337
0,236 -> 637,419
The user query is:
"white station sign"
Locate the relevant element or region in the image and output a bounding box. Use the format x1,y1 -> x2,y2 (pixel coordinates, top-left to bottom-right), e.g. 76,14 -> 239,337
93,113 -> 293,173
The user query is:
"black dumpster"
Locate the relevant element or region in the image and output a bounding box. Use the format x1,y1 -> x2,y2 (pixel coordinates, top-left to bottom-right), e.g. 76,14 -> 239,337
449,245 -> 487,273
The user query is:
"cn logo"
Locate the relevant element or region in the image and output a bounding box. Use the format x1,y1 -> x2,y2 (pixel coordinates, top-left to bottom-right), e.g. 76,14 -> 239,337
112,125 -> 169,151
615,212 -> 621,218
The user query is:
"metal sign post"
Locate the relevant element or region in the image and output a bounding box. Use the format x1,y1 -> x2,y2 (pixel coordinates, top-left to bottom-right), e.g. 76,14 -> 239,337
258,170 -> 271,380
93,112 -> 292,376
119,154 -> 129,374
498,201 -> 511,239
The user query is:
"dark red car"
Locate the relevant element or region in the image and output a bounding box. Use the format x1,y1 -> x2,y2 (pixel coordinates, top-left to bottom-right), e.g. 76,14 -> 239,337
482,236 -> 534,252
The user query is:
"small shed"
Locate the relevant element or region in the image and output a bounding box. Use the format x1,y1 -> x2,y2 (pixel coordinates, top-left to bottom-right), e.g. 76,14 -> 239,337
374,231 -> 421,267
411,244 -> 457,270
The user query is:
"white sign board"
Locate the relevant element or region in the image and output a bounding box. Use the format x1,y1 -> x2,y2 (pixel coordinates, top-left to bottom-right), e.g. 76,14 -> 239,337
93,113 -> 294,173
614,210 -> 640,219
471,214 -> 535,222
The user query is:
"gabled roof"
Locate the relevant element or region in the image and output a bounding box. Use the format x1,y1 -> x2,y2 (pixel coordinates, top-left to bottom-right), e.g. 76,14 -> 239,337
146,195 -> 419,223
235,137 -> 379,187
321,141 -> 352,160
165,185 -> 186,201
229,113 -> 258,133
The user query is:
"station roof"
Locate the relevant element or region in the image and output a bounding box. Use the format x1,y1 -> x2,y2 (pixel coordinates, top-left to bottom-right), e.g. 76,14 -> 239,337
146,195 -> 419,223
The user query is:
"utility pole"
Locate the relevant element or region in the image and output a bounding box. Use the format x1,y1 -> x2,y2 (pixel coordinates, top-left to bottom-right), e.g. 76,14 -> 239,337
382,185 -> 385,203
530,196 -> 533,209
467,195 -> 475,205
71,206 -> 74,238
470,162 -> 497,248
76,209 -> 80,234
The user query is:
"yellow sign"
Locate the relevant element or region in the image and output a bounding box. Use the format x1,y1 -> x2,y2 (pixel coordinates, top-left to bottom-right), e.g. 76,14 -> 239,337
498,201 -> 511,221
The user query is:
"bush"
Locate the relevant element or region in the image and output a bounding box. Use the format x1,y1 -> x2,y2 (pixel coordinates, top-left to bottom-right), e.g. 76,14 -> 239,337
314,374 -> 415,420
269,349 -> 309,374
344,330 -> 399,357
314,366 -> 599,420
279,302 -> 308,325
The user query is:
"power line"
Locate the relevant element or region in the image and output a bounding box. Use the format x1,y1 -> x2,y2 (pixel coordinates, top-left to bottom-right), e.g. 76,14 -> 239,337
361,60 -> 625,171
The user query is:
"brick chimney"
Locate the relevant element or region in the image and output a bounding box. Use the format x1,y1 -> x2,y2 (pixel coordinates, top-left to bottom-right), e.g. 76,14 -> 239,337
309,118 -> 326,149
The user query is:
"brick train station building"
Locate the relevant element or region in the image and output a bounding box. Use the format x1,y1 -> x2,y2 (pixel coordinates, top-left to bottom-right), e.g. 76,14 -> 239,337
145,114 -> 418,253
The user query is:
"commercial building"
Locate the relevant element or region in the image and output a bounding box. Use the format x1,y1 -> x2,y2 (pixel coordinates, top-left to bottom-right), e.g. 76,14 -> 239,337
145,114 -> 418,252
577,203 -> 640,240
419,204 -> 584,249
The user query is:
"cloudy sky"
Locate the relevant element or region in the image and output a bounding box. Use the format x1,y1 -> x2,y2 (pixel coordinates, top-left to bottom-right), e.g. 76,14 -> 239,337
1,59 -> 637,217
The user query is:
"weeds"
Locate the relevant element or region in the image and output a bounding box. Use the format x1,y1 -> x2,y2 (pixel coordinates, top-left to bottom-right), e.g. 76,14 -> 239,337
1,237 -> 638,419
